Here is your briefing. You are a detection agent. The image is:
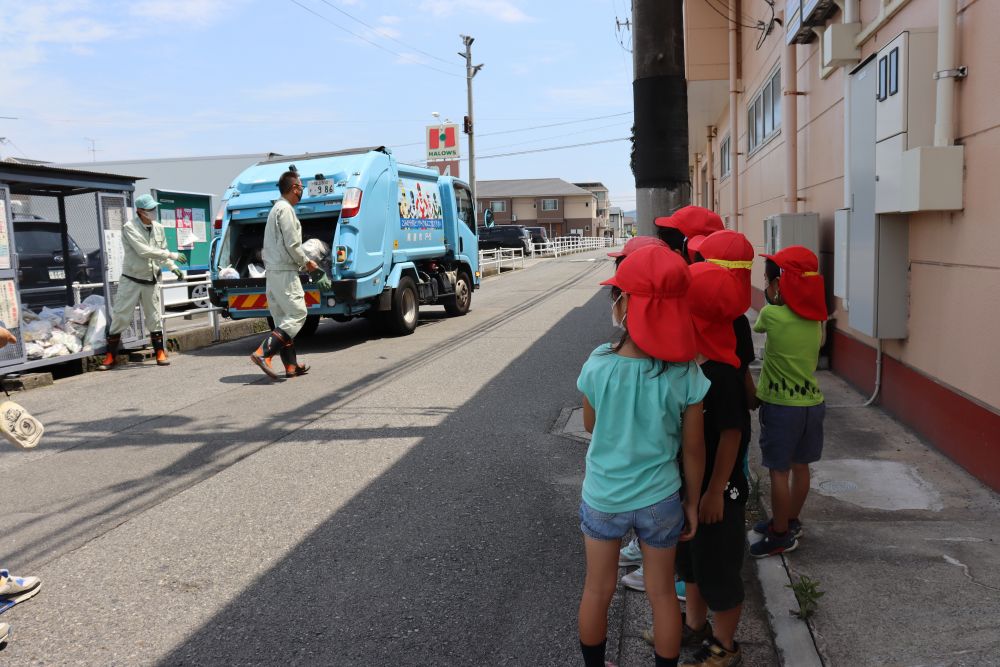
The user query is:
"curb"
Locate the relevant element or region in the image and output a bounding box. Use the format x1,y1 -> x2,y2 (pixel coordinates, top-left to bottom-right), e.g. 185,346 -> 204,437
164,317 -> 269,352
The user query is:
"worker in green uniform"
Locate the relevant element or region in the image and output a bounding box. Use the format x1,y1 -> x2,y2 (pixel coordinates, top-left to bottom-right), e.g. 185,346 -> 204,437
98,194 -> 185,370
250,170 -> 331,379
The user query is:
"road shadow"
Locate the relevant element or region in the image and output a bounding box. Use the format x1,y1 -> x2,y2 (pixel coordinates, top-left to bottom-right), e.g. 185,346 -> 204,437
156,290 -> 611,666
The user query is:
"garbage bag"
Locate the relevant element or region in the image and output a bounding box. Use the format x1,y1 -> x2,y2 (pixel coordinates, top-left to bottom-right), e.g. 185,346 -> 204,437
50,330 -> 81,354
66,303 -> 96,325
39,307 -> 65,327
66,321 -> 89,339
25,342 -> 44,360
82,294 -> 105,309
83,308 -> 107,352
23,319 -> 53,343
43,343 -> 69,358
248,263 -> 266,278
302,238 -> 331,265
219,267 -> 240,280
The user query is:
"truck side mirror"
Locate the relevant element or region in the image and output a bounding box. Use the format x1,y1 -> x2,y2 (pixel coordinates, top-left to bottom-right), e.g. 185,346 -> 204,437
483,209 -> 495,228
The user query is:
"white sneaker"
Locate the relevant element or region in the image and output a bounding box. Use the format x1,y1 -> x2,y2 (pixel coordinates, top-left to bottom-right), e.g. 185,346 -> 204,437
618,537 -> 643,567
0,621 -> 8,645
621,566 -> 645,592
0,570 -> 40,599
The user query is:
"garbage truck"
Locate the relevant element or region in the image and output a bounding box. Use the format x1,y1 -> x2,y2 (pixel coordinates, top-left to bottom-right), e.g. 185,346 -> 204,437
208,146 -> 480,336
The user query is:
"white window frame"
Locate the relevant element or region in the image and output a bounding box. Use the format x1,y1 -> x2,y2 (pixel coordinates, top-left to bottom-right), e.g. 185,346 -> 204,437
748,68 -> 782,156
541,198 -> 559,211
489,200 -> 506,213
719,135 -> 732,180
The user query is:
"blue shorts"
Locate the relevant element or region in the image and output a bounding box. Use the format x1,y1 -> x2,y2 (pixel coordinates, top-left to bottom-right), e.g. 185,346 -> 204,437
579,493 -> 684,549
759,401 -> 826,471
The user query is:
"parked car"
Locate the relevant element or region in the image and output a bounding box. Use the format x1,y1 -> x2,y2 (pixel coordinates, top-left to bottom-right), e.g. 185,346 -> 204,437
12,215 -> 98,312
524,226 -> 549,245
477,225 -> 533,256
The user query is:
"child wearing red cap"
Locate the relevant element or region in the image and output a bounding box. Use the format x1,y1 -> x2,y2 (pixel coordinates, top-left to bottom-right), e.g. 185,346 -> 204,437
643,263 -> 750,666
576,245 -> 709,667
653,206 -> 725,260
607,235 -> 668,268
750,246 -> 827,558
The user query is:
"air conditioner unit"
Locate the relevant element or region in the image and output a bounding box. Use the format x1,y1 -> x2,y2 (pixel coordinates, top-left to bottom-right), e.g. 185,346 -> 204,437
763,212 -> 820,255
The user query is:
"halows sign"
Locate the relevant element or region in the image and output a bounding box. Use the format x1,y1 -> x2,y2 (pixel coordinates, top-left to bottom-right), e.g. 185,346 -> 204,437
426,124 -> 460,161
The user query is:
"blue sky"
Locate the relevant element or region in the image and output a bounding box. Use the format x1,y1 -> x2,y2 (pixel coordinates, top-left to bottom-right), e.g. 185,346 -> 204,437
0,0 -> 637,210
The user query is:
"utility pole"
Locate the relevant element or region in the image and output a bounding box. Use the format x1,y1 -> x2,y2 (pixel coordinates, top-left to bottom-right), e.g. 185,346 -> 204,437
84,137 -> 101,162
631,0 -> 690,236
459,35 -> 483,207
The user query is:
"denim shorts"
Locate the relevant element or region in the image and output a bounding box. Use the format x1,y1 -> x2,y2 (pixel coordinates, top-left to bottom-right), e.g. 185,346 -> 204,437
579,493 -> 684,549
759,401 -> 826,471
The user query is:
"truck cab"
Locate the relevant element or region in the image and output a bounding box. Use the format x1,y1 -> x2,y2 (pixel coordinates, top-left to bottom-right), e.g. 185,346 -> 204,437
209,146 -> 479,336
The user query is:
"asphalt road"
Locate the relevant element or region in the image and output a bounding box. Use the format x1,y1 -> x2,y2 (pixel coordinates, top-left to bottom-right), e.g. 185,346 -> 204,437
0,250 -> 620,665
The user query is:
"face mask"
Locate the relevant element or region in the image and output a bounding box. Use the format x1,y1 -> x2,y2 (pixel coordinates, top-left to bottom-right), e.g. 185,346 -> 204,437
139,210 -> 156,226
611,294 -> 626,329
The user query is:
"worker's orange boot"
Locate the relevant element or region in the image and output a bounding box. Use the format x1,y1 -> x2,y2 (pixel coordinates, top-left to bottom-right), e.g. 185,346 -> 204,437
151,332 -> 170,366
250,329 -> 287,380
96,334 -> 121,371
279,342 -> 308,378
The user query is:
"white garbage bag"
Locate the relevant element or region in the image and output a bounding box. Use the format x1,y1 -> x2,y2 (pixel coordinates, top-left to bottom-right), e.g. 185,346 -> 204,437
219,267 -> 240,280
38,307 -> 65,328
50,330 -> 81,354
82,294 -> 105,309
248,263 -> 266,278
43,344 -> 69,358
83,307 -> 107,352
302,238 -> 331,265
66,303 -> 96,325
24,342 -> 44,360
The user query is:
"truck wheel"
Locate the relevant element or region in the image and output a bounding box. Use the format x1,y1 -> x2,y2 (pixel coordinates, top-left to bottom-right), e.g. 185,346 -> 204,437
443,270 -> 472,317
387,276 -> 419,335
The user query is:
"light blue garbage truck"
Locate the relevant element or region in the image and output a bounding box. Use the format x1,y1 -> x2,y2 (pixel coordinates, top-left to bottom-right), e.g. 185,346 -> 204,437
209,146 -> 480,336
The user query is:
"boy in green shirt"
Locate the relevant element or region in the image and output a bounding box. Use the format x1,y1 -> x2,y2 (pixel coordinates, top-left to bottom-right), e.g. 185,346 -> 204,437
749,246 -> 827,558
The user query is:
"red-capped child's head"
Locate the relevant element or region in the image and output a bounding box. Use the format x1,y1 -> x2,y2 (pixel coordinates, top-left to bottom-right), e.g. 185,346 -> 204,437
687,262 -> 746,367
760,246 -> 827,321
601,245 -> 697,363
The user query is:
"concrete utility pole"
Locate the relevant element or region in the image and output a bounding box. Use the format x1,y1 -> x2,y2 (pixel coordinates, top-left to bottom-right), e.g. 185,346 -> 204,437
631,0 -> 690,236
459,35 -> 483,206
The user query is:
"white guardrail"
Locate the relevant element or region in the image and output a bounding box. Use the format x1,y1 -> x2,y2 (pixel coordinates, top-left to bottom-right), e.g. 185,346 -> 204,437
477,236 -> 621,277
156,276 -> 224,342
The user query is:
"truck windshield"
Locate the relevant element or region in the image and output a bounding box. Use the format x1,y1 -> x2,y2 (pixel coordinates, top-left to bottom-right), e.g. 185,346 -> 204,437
455,186 -> 475,231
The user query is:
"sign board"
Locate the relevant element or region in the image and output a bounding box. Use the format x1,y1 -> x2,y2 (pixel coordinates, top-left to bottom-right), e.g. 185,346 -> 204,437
426,124 -> 460,161
429,160 -> 460,177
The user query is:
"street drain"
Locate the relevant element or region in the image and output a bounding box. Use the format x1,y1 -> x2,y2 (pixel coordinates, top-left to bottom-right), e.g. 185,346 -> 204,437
819,479 -> 859,494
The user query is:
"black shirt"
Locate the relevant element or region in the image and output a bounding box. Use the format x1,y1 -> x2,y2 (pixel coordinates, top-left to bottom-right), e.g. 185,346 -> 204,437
734,315 -> 755,373
699,360 -> 749,505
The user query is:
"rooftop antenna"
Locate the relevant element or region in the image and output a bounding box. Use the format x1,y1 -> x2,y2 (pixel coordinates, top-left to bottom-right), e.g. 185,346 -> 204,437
84,137 -> 102,162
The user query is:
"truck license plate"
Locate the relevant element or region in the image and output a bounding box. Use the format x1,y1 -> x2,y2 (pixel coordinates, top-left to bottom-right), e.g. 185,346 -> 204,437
308,179 -> 335,197
49,269 -> 66,280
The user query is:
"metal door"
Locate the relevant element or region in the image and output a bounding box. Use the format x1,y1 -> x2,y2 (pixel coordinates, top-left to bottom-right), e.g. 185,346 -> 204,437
98,193 -> 146,347
0,185 -> 26,367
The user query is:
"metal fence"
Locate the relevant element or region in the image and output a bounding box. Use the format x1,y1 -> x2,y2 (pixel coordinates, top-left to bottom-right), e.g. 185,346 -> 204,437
478,247 -> 525,276
156,275 -> 223,342
531,236 -> 619,257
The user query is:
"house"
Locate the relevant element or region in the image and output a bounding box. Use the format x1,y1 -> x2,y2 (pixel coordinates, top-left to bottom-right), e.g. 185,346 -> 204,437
573,182 -> 611,236
475,178 -> 598,238
681,0 -> 1000,490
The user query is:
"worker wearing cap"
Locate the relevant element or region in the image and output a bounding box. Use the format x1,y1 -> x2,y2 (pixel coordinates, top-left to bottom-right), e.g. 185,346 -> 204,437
249,170 -> 330,380
98,194 -> 185,370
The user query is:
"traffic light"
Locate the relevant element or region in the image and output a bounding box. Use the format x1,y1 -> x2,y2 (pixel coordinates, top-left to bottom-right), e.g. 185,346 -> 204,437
463,116 -> 472,134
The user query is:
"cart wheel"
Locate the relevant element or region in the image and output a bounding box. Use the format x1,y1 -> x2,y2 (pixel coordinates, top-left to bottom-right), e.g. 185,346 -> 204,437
190,283 -> 211,309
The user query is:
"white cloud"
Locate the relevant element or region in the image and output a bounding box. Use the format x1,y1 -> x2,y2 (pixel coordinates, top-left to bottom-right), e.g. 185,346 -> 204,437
374,26 -> 401,39
419,0 -> 533,23
378,15 -> 402,25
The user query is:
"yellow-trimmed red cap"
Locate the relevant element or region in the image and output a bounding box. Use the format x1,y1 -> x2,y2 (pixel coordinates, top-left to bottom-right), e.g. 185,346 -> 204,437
760,246 -> 827,321
600,245 -> 697,362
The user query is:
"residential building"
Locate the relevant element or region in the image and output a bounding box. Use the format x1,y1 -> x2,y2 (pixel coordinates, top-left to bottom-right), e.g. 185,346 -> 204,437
682,0 -> 1000,489
574,182 -> 611,236
476,178 -> 598,237
609,206 -> 624,236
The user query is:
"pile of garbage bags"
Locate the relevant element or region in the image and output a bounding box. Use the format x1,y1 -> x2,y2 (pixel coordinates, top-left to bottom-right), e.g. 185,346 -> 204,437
21,295 -> 107,360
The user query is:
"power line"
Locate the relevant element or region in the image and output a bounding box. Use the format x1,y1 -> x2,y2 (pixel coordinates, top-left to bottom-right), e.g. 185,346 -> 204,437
0,137 -> 27,157
315,0 -> 457,67
288,0 -> 462,78
465,137 -> 630,161
703,0 -> 766,30
388,111 -> 634,150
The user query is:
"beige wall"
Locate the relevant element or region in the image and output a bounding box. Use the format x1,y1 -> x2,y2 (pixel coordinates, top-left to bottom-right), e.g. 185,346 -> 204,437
690,0 -> 1000,411
512,198 -> 535,223
564,195 -> 596,221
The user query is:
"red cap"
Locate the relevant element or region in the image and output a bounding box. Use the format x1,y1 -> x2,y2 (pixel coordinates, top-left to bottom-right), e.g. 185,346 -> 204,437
687,263 -> 745,367
699,230 -> 754,312
601,245 -> 697,362
607,235 -> 667,259
686,235 -> 707,263
760,246 -> 827,321
654,206 -> 725,239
